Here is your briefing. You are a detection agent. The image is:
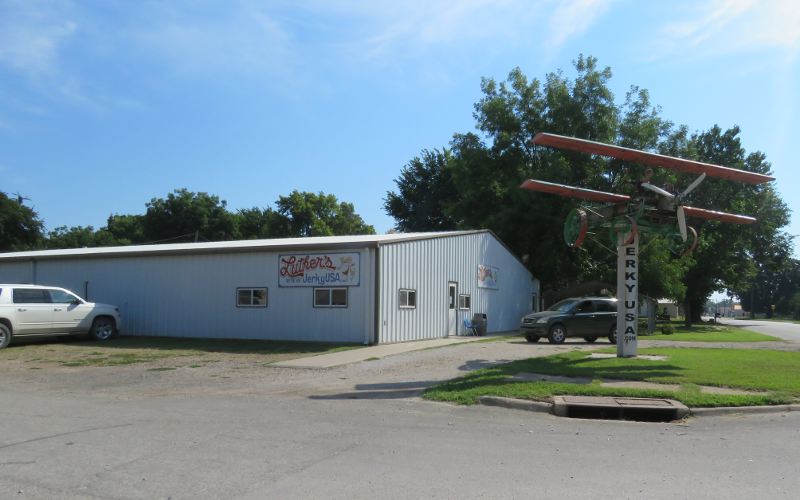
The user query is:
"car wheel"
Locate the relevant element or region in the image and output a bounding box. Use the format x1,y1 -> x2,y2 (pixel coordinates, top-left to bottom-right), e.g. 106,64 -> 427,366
0,324 -> 11,349
90,316 -> 115,341
548,324 -> 567,344
608,325 -> 617,344
584,336 -> 597,343
525,334 -> 540,343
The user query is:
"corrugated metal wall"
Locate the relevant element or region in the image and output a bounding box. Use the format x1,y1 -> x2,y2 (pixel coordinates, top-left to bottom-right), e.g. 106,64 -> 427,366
378,232 -> 537,343
0,249 -> 374,344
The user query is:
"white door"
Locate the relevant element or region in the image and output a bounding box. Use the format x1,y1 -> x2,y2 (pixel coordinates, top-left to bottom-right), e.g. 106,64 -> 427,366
448,282 -> 457,336
12,288 -> 54,334
50,288 -> 89,332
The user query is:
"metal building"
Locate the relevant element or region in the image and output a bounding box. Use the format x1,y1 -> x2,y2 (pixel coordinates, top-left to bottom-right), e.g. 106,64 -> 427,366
0,230 -> 538,344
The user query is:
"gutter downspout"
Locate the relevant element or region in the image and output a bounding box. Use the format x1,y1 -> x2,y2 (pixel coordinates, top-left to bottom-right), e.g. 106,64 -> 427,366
373,244 -> 381,345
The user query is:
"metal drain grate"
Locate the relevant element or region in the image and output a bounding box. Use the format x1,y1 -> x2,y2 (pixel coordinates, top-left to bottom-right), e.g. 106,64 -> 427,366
552,396 -> 689,422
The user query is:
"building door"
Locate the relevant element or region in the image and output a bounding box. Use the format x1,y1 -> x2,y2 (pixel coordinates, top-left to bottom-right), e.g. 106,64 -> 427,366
448,282 -> 458,336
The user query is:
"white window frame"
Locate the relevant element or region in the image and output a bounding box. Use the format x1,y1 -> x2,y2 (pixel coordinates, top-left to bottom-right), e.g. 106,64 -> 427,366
236,287 -> 268,308
399,289 -> 417,309
458,293 -> 471,310
313,287 -> 348,308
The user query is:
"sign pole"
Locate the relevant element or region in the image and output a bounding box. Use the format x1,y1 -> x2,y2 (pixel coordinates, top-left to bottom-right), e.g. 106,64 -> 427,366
616,231 -> 639,357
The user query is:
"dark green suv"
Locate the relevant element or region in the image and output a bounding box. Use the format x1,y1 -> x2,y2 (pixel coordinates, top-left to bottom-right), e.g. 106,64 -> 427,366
519,297 -> 618,344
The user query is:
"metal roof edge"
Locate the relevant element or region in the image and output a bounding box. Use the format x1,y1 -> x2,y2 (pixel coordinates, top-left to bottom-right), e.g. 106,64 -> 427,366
375,229 -> 488,247
0,231 -> 482,262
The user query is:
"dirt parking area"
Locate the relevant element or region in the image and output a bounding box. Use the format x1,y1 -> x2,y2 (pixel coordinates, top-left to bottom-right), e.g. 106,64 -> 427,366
0,335 -> 590,401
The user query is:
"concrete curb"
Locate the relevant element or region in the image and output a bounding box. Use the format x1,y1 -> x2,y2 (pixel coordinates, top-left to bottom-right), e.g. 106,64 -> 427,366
477,396 -> 552,413
476,396 -> 800,419
690,404 -> 800,417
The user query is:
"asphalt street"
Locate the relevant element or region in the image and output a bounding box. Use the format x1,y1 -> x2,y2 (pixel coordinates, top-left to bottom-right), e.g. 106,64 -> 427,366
1,333 -> 799,499
719,317 -> 800,343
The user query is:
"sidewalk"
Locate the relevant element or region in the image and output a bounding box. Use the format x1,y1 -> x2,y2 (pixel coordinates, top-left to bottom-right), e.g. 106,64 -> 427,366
272,335 -> 492,369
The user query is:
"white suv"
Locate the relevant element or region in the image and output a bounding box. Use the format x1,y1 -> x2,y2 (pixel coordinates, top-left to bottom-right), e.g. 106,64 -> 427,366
0,284 -> 121,349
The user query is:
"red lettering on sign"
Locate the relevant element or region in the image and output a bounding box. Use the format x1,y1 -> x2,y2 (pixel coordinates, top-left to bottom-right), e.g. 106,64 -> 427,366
280,255 -> 336,278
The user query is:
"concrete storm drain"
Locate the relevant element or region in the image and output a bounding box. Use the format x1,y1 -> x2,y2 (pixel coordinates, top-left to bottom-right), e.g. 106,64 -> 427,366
552,396 -> 690,422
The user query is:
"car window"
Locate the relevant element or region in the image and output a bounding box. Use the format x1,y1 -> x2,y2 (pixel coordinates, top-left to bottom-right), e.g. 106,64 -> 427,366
575,301 -> 594,313
547,299 -> 579,312
595,301 -> 616,312
13,288 -> 51,304
49,289 -> 80,304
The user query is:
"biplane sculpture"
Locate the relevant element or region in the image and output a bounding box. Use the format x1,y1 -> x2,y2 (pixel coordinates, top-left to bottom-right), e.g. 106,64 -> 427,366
521,133 -> 774,255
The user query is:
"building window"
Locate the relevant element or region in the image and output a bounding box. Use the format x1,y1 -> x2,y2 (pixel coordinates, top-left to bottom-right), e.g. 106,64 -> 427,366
399,289 -> 416,309
314,287 -> 348,308
458,294 -> 471,310
237,287 -> 268,307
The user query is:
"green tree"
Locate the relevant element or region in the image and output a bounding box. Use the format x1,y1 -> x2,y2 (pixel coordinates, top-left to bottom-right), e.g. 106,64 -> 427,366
142,189 -> 238,243
388,56 -> 680,296
235,207 -> 291,239
276,191 -> 375,237
106,214 -> 145,244
384,149 -> 459,232
0,193 -> 44,251
659,125 -> 788,323
385,56 -> 787,319
46,226 -> 122,249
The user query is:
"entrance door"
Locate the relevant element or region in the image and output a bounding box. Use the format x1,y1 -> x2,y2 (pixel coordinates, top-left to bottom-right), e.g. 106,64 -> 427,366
448,282 -> 458,336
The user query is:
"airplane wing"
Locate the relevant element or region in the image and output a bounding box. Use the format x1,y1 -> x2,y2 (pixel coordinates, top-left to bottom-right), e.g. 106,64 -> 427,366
520,179 -> 631,203
682,206 -> 757,224
532,133 -> 774,185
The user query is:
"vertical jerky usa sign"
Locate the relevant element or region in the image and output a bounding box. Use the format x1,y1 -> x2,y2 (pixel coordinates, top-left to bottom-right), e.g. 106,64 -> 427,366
616,235 -> 638,357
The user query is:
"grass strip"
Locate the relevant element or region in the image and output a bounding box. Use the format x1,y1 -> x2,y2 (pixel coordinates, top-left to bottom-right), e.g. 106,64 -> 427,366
642,326 -> 779,342
424,348 -> 800,408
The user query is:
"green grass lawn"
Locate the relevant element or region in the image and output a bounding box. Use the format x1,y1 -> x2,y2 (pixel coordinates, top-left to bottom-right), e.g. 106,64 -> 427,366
424,348 -> 800,408
0,336 -> 362,367
641,325 -> 779,342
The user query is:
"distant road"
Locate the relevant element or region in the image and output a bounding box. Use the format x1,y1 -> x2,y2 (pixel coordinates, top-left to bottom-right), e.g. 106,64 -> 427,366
720,317 -> 800,343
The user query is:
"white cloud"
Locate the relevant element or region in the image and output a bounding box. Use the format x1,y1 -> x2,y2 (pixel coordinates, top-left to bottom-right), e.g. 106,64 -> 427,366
545,0 -> 614,49
135,3 -> 297,82
303,0 -> 612,67
657,0 -> 800,57
0,0 -> 77,77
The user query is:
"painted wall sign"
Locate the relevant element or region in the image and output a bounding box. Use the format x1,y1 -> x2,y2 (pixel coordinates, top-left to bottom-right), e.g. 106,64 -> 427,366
477,265 -> 499,289
279,252 -> 360,287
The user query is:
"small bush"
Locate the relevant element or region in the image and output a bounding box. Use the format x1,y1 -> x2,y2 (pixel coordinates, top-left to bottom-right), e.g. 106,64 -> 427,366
661,324 -> 675,335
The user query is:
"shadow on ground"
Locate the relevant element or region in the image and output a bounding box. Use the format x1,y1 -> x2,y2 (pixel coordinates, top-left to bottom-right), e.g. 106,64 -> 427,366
308,380 -> 442,400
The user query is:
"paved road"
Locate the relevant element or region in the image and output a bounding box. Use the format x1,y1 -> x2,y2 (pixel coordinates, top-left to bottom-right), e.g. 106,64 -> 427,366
1,338 -> 799,499
720,318 -> 800,343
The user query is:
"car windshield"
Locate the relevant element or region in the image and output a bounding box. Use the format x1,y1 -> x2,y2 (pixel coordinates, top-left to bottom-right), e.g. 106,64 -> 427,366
547,299 -> 580,312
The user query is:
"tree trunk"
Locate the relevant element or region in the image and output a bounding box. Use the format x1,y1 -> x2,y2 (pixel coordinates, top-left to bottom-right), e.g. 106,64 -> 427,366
684,301 -> 692,327
646,297 -> 656,334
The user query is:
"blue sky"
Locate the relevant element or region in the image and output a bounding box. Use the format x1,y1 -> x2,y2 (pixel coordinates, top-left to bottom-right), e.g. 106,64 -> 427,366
1,0 -> 798,254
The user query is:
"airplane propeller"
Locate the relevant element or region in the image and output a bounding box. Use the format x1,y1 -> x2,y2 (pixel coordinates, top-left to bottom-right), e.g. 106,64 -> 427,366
640,183 -> 674,199
640,173 -> 709,242
677,206 -> 687,242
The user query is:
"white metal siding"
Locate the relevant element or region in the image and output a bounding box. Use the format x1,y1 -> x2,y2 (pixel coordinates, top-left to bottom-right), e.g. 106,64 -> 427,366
0,261 -> 35,283
7,249 -> 372,343
378,232 -> 536,343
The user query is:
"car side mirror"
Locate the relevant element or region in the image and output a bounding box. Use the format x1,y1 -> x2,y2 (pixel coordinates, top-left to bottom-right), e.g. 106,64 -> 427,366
71,299 -> 82,305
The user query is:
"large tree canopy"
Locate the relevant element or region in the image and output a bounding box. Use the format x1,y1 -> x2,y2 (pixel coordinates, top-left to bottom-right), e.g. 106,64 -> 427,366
276,191 -> 374,237
31,189 -> 373,250
0,192 -> 44,251
385,55 -> 790,318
